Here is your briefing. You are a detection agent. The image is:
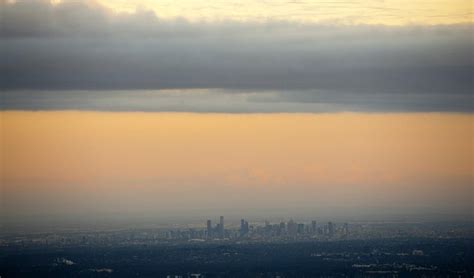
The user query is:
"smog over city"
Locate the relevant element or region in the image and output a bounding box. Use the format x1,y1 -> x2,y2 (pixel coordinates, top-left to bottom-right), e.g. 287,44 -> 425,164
1,0 -> 473,277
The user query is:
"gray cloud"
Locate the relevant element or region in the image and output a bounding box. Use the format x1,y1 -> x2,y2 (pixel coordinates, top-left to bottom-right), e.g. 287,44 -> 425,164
1,0 -> 473,112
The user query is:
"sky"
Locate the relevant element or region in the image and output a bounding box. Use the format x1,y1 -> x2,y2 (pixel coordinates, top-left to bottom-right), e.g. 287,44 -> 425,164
0,0 -> 473,228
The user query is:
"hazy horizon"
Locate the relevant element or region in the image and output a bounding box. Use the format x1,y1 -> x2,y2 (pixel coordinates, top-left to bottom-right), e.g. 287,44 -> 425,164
1,0 -> 473,233
2,111 -> 472,231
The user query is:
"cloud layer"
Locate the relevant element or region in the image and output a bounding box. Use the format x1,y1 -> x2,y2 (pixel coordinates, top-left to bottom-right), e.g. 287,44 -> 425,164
2,89 -> 473,113
1,1 -> 473,112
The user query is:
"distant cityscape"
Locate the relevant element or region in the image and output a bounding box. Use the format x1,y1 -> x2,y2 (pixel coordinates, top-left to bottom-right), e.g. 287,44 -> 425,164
1,219 -> 473,277
2,217 -> 471,249
172,217 -> 348,241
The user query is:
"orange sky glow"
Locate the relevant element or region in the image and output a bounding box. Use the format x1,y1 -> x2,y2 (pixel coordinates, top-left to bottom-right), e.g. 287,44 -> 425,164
1,112 -> 472,220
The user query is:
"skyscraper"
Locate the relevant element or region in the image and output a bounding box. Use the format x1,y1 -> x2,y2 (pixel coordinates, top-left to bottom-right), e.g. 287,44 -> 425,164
343,222 -> 349,236
279,222 -> 286,232
297,223 -> 305,234
311,221 -> 317,234
207,219 -> 212,239
328,221 -> 334,237
240,219 -> 249,237
219,216 -> 224,238
287,219 -> 297,236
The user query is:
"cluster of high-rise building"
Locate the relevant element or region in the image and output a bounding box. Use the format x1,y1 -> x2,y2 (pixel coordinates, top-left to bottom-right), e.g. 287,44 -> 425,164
240,219 -> 249,237
206,216 -> 225,239
201,216 -> 350,240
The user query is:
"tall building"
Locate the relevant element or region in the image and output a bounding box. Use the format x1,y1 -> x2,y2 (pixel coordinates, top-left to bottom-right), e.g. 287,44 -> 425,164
279,222 -> 286,236
219,216 -> 224,238
207,219 -> 212,238
297,223 -> 305,234
279,222 -> 286,232
342,222 -> 349,236
311,221 -> 317,234
287,219 -> 297,236
240,219 -> 249,237
327,221 -> 334,237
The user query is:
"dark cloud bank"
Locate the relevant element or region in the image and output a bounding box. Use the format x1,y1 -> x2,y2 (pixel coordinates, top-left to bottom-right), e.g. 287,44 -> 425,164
1,0 -> 473,112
